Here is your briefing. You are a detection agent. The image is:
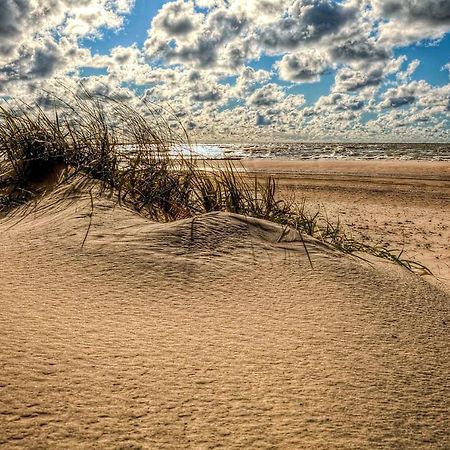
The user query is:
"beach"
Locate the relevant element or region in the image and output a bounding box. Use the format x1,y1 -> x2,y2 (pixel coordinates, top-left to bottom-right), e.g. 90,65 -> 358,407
2,0 -> 450,444
1,159 -> 449,448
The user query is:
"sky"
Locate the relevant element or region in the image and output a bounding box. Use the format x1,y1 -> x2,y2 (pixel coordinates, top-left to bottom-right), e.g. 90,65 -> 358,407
0,0 -> 449,142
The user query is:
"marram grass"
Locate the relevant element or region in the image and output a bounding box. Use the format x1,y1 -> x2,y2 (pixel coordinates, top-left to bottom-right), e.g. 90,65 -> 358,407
0,92 -> 431,274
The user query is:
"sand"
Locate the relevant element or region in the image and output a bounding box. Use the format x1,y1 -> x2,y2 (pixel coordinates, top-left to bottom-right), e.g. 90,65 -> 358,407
1,161 -> 449,449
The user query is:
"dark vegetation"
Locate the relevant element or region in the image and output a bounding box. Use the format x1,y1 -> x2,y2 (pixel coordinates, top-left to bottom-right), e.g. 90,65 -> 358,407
0,91 -> 431,274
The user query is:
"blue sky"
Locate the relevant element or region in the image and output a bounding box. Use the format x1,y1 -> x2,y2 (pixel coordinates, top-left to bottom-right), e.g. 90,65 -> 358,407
81,0 -> 165,50
1,0 -> 449,141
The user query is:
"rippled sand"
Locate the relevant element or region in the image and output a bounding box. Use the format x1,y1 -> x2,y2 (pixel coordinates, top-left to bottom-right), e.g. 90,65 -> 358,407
1,170 -> 449,449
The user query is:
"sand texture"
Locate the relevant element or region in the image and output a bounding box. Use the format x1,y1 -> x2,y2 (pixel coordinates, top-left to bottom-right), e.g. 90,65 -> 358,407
1,171 -> 450,449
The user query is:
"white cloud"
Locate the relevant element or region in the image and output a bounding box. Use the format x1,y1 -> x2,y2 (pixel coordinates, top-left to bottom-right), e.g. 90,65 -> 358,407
255,0 -> 359,52
233,66 -> 271,96
333,57 -> 405,93
316,92 -> 365,112
246,83 -> 285,108
277,49 -> 330,83
372,0 -> 450,46
0,0 -> 135,95
442,62 -> 450,78
145,0 -> 367,71
0,0 -> 29,59
378,80 -> 450,116
397,59 -> 420,82
372,0 -> 450,25
150,0 -> 202,38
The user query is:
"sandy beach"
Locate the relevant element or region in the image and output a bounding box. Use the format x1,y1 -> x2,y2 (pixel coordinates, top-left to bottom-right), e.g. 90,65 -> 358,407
2,0 -> 450,445
1,160 -> 449,448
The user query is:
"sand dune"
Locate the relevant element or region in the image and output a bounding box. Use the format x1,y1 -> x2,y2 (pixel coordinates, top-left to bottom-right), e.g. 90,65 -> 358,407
1,179 -> 449,449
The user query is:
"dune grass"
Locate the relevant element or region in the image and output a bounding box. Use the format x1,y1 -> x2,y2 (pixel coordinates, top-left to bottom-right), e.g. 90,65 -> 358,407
0,92 -> 431,274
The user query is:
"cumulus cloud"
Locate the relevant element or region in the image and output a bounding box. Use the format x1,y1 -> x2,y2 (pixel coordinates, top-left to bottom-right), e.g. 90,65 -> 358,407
110,45 -> 141,66
316,92 -> 365,112
373,0 -> 450,46
145,0 -> 363,70
334,66 -> 384,92
377,80 -> 449,112
0,37 -> 91,91
0,0 -> 135,95
194,0 -> 225,8
190,80 -> 223,102
256,0 -> 358,51
151,0 -> 202,37
372,0 -> 450,25
62,3 -> 131,37
396,59 -> 420,82
329,37 -> 390,64
246,83 -> 285,108
333,57 -> 405,93
28,40 -> 64,78
0,0 -> 29,58
415,82 -> 450,112
382,95 -> 416,108
277,49 -> 330,83
145,2 -> 250,69
233,66 -> 271,96
256,111 -> 272,126
442,62 -> 450,78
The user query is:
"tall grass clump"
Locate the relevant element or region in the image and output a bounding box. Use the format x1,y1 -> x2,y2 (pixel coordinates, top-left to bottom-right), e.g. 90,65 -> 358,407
0,91 -> 430,274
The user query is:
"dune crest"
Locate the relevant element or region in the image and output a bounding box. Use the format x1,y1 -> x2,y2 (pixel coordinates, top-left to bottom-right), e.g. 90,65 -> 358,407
1,180 -> 449,449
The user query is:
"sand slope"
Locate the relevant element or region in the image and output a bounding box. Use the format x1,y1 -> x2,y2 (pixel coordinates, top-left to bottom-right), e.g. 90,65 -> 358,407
1,180 -> 449,449
238,159 -> 450,293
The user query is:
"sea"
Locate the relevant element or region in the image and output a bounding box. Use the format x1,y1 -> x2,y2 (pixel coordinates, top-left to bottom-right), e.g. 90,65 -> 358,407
182,142 -> 450,161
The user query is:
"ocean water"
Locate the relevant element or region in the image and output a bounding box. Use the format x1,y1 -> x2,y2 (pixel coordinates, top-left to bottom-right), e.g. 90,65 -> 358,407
184,142 -> 450,161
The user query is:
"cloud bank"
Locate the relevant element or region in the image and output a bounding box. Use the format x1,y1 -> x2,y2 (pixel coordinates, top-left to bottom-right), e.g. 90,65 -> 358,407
0,0 -> 449,142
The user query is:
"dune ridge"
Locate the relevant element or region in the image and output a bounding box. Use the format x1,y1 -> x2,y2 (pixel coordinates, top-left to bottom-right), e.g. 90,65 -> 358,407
1,179 -> 449,449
